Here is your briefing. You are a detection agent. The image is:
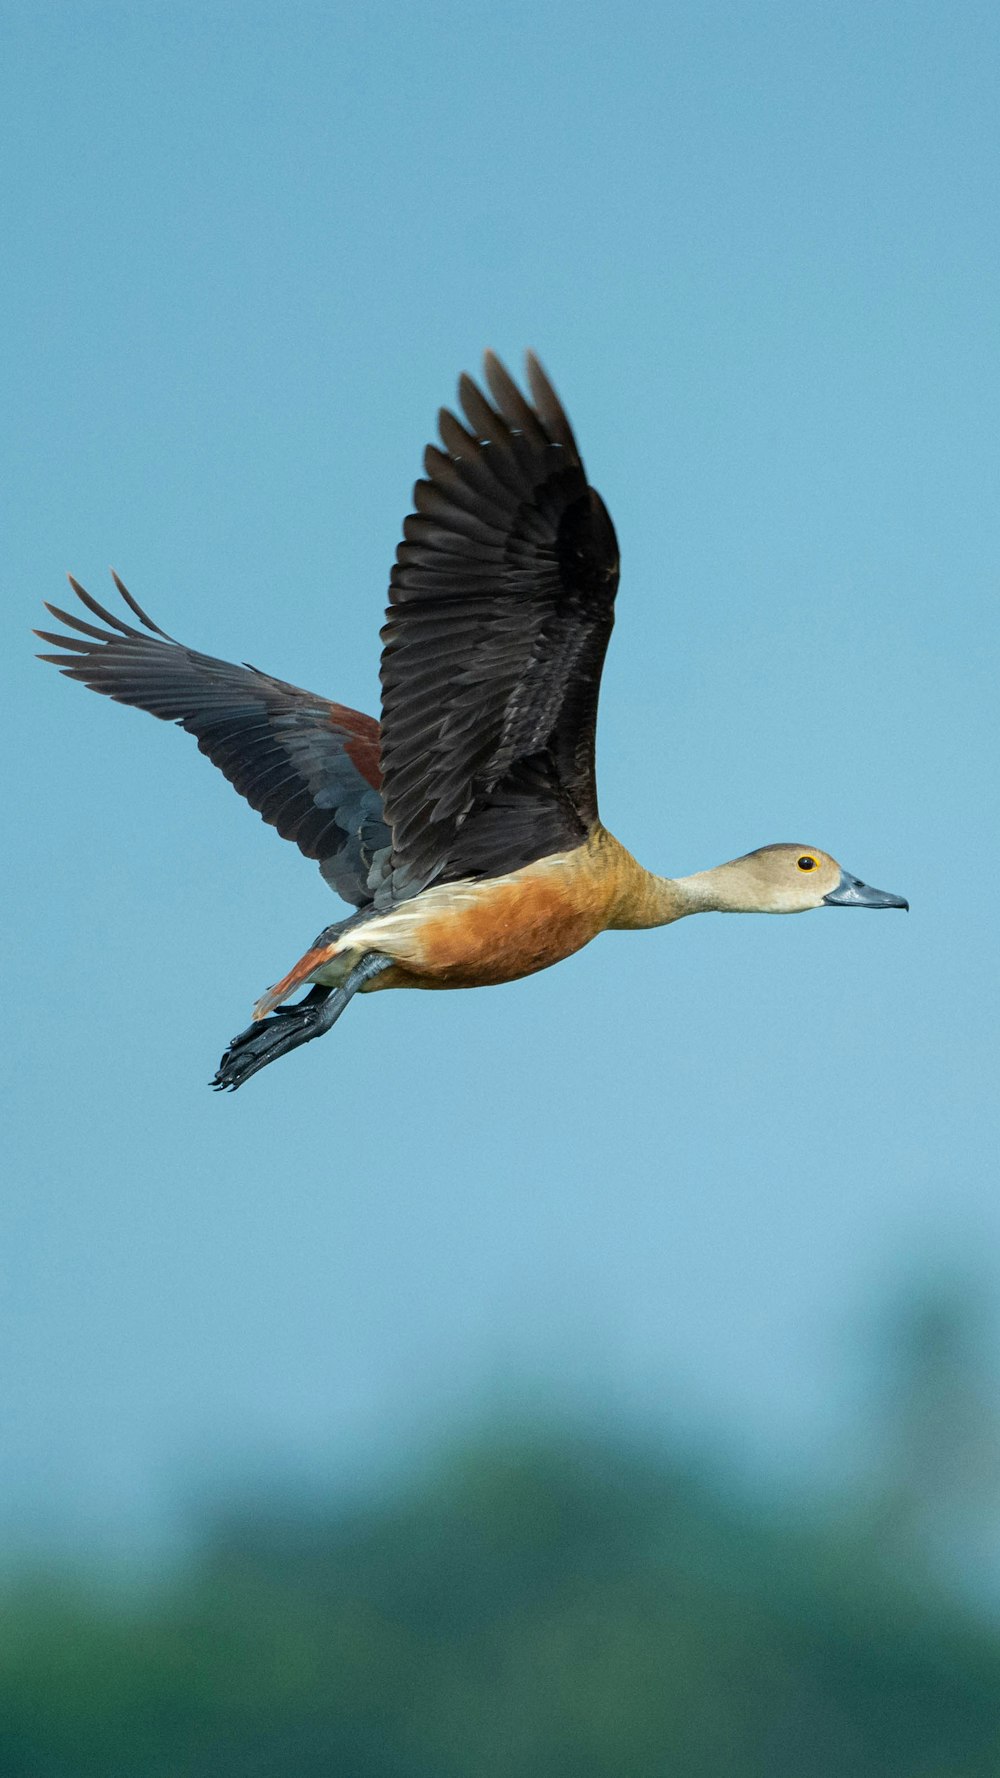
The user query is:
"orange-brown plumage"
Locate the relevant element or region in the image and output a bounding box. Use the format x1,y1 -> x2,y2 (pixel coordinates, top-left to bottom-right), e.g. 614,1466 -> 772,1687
254,844 -> 610,1012
253,828 -> 678,1013
322,832 -> 632,992
409,860 -> 605,987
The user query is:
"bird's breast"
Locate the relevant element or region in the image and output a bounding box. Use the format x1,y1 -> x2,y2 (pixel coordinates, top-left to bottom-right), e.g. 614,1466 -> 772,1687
322,839 -> 621,990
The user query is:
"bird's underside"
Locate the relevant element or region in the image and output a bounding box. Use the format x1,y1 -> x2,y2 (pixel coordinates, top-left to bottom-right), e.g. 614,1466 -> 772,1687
213,832 -> 643,1089
38,352 -> 623,1089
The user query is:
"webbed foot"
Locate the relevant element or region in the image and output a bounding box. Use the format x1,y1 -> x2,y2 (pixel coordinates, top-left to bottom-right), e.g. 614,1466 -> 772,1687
212,988 -> 334,1091
211,952 -> 391,1092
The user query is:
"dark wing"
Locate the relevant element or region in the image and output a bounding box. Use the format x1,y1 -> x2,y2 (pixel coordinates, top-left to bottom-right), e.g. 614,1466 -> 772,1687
37,574 -> 391,907
379,352 -> 620,896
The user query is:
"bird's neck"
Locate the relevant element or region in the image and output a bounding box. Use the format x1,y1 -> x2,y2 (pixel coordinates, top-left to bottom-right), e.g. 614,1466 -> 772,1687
599,834 -> 740,928
608,868 -> 709,928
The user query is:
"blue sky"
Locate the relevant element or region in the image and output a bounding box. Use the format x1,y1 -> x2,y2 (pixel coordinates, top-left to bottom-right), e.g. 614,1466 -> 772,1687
4,1 -> 998,1554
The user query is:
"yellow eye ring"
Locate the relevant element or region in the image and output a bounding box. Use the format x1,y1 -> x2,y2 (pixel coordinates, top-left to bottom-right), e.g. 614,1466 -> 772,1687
797,855 -> 818,871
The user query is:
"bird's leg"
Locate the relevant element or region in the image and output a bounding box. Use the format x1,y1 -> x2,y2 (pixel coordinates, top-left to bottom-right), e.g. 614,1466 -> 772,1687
212,951 -> 391,1092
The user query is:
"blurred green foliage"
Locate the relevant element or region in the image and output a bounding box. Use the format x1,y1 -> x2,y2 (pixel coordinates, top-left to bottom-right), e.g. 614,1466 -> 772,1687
3,1424 -> 1000,1778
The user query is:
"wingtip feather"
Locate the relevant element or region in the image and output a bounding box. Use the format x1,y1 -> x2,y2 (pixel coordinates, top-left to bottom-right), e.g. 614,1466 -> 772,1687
109,569 -> 172,637
524,352 -> 578,455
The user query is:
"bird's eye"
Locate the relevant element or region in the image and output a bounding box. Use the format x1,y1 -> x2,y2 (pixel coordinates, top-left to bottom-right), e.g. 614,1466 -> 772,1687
797,855 -> 817,871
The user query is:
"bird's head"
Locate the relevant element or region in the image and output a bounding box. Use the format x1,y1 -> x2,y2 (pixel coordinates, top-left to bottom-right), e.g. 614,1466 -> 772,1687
702,845 -> 909,914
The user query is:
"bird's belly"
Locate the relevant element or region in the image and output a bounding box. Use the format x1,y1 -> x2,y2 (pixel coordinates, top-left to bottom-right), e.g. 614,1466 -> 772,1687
319,851 -> 609,990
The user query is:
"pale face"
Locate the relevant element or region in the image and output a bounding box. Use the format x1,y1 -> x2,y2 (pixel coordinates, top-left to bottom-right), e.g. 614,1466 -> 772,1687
730,845 -> 909,914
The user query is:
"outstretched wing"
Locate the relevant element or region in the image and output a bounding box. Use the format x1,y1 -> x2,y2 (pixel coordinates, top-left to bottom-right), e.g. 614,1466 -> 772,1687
37,574 -> 390,907
379,352 -> 620,896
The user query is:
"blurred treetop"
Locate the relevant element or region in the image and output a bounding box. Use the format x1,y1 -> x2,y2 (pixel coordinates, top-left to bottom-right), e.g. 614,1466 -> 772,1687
3,1421 -> 1000,1778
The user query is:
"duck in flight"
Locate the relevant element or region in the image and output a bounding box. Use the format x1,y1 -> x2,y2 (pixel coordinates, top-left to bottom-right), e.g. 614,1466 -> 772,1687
38,353 -> 907,1090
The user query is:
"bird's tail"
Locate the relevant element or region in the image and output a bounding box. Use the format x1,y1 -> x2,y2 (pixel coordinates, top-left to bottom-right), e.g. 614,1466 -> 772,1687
251,940 -> 340,1020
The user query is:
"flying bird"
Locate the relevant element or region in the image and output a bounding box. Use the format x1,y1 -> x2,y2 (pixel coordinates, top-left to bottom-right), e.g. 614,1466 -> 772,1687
38,353 -> 907,1090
